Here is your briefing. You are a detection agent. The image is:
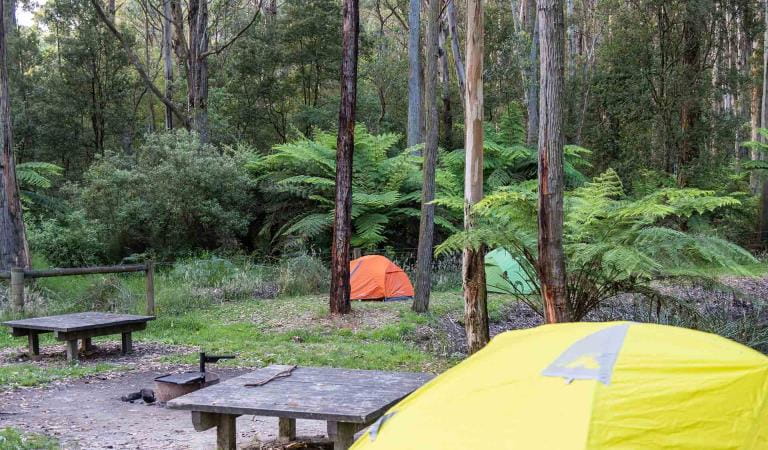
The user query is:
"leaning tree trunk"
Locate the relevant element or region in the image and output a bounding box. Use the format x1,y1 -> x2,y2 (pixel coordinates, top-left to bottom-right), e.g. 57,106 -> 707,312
188,0 -> 210,143
537,0 -> 567,323
406,0 -> 422,147
162,0 -> 174,129
329,0 -> 359,315
526,0 -> 539,147
0,0 -> 29,270
463,0 -> 489,353
413,0 -> 441,313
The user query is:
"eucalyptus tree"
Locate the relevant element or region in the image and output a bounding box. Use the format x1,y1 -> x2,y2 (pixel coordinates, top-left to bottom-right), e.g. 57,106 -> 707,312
330,0 -> 360,315
537,0 -> 567,322
413,0 -> 440,313
0,0 -> 29,270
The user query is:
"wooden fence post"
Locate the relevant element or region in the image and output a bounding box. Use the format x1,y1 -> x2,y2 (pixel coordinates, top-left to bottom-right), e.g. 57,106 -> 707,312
10,267 -> 24,313
145,260 -> 155,316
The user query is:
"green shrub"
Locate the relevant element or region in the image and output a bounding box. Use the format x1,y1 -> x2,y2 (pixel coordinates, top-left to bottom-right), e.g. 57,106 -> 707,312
68,130 -> 259,260
27,210 -> 107,267
277,253 -> 329,296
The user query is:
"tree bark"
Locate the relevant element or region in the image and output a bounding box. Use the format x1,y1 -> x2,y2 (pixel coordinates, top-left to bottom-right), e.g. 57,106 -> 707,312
463,0 -> 488,353
0,0 -> 29,270
330,0 -> 359,315
537,0 -> 567,323
162,0 -> 174,129
446,0 -> 466,106
413,0 -> 441,313
439,21 -> 453,148
761,0 -> 768,242
526,0 -> 539,147
406,0 -> 422,147
677,4 -> 702,187
188,0 -> 210,143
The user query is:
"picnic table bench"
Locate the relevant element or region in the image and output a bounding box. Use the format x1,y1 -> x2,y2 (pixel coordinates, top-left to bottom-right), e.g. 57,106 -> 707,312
2,312 -> 155,362
167,365 -> 433,450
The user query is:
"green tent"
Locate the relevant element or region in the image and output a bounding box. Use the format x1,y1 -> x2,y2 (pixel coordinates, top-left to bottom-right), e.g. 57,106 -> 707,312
485,248 -> 535,295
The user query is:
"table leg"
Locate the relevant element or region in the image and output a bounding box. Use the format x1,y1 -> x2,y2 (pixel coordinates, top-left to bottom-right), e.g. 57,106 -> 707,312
121,332 -> 132,355
81,337 -> 93,353
278,417 -> 296,443
217,414 -> 237,450
65,340 -> 78,362
331,422 -> 356,450
28,332 -> 40,360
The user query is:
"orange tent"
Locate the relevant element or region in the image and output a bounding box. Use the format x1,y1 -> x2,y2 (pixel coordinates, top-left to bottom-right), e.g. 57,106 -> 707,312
349,255 -> 415,301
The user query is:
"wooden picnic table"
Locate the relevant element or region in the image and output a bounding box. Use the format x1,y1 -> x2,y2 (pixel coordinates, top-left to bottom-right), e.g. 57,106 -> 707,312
2,312 -> 155,362
167,365 -> 433,450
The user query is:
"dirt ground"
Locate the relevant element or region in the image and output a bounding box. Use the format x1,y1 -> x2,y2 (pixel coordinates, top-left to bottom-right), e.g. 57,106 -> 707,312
0,368 -> 329,449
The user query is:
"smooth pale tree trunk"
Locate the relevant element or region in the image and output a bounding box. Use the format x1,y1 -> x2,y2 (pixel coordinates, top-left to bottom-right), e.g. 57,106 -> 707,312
188,0 -> 210,143
446,0 -> 466,106
330,0 -> 359,315
0,0 -> 29,270
162,0 -> 174,129
439,21 -> 453,148
526,0 -> 539,147
413,0 -> 441,313
463,0 -> 489,354
537,0 -> 567,323
406,0 -> 422,147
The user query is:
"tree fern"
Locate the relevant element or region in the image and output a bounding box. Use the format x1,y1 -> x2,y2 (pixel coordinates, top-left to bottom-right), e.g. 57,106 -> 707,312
437,169 -> 759,321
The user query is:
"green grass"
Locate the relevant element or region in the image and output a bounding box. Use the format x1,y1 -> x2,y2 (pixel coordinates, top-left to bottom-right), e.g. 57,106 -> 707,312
0,428 -> 58,450
0,363 -> 117,389
0,255 -> 519,388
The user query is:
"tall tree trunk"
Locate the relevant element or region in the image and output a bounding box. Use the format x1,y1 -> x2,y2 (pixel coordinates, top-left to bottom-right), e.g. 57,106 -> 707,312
537,0 -> 567,323
406,0 -> 422,147
439,21 -> 453,148
162,0 -> 174,129
526,0 -> 539,147
413,0 -> 441,313
463,0 -> 488,354
677,5 -> 702,186
330,0 -> 359,315
0,0 -> 28,270
566,0 -> 575,78
143,2 -> 155,133
446,0 -> 466,106
761,0 -> 768,242
188,0 -> 210,143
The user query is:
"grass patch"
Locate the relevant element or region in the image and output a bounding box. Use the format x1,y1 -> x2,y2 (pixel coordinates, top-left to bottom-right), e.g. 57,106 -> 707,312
0,428 -> 58,449
0,363 -> 117,389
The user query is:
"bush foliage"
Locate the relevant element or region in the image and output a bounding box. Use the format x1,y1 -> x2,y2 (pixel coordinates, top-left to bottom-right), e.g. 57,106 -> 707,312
35,131 -> 259,263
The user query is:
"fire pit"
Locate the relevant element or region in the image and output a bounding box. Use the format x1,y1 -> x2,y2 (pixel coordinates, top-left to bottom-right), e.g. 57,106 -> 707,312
154,352 -> 234,402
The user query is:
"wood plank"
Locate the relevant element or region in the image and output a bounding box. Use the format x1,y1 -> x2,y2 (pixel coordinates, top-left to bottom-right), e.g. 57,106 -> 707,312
168,365 -> 433,423
217,414 -> 237,450
191,411 -> 220,431
3,312 -> 154,333
28,332 -> 39,359
333,422 -> 357,450
121,332 -> 133,355
65,340 -> 78,362
278,417 -> 296,443
54,322 -> 146,341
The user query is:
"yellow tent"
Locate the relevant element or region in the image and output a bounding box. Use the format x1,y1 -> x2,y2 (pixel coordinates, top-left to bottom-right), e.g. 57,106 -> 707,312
353,322 -> 768,449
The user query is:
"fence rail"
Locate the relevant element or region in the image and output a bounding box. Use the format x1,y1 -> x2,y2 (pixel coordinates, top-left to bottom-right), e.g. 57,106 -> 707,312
6,262 -> 156,316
